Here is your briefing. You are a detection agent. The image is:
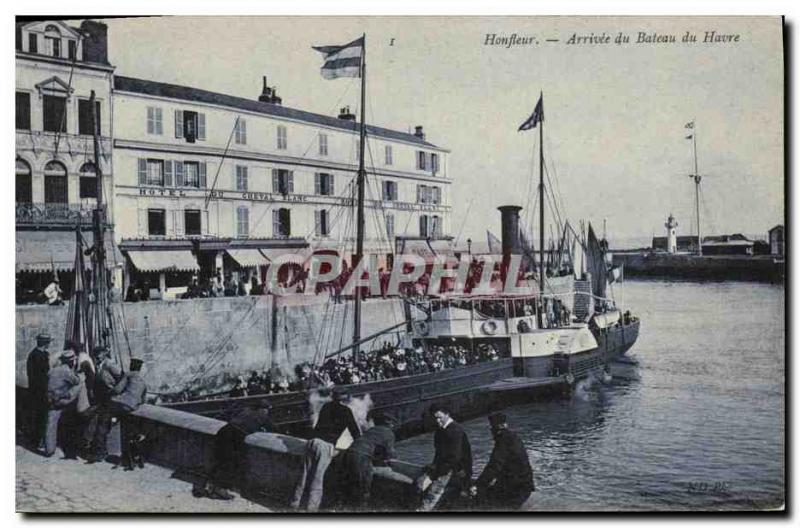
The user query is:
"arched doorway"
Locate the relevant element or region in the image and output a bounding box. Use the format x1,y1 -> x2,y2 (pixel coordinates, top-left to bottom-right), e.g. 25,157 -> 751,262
44,160 -> 68,204
15,158 -> 32,203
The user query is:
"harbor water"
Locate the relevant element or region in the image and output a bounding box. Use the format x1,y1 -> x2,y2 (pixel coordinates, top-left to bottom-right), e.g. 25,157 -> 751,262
394,280 -> 785,511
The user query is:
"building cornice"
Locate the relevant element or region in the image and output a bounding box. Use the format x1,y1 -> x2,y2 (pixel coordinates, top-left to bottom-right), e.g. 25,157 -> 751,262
16,51 -> 115,73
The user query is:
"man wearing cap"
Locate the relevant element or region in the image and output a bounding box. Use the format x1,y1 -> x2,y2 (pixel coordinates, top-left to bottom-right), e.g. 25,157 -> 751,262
194,402 -> 274,501
86,358 -> 148,463
416,404 -> 473,511
340,411 -> 397,509
26,333 -> 52,449
44,348 -> 81,457
471,412 -> 534,510
291,385 -> 361,511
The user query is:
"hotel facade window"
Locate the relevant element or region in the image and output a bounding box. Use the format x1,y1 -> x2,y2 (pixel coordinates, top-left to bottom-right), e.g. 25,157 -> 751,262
175,110 -> 205,142
44,26 -> 61,58
28,33 -> 37,53
236,206 -> 249,238
315,209 -> 330,236
79,162 -> 97,199
138,159 -> 164,186
148,209 -> 166,236
419,215 -> 429,238
234,118 -> 247,145
417,151 -> 427,171
382,180 -> 397,201
146,106 -> 163,135
236,165 -> 248,191
16,92 -> 30,130
16,159 -> 32,204
78,99 -> 101,136
385,145 -> 393,165
44,161 -> 68,204
272,169 -> 294,195
315,172 -> 334,196
277,125 -> 287,150
319,133 -> 328,156
43,95 -> 67,133
184,209 -> 202,236
273,208 -> 291,237
183,161 -> 200,188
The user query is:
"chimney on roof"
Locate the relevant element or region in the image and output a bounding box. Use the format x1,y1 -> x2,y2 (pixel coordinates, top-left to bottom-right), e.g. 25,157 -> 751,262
80,20 -> 110,65
258,76 -> 283,105
414,125 -> 425,140
258,76 -> 273,103
338,106 -> 356,121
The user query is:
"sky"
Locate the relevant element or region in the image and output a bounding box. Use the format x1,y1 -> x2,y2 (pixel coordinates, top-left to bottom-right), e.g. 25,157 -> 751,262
100,16 -> 784,246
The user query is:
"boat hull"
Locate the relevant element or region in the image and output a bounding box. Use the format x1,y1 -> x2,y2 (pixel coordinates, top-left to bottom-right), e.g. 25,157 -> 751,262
163,320 -> 640,440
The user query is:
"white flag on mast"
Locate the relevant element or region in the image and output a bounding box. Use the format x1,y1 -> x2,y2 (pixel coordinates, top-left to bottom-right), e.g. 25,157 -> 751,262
312,36 -> 364,80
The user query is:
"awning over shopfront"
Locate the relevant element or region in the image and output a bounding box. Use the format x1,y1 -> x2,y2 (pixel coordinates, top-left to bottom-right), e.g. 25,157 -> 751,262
226,249 -> 269,268
127,250 -> 200,273
396,238 -> 455,261
16,230 -> 123,273
259,247 -> 308,263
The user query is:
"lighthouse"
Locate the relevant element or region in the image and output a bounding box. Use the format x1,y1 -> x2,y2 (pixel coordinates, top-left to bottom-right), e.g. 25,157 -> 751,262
665,213 -> 679,254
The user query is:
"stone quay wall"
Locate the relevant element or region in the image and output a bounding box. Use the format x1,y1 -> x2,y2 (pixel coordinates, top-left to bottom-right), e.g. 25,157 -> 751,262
16,296 -> 408,395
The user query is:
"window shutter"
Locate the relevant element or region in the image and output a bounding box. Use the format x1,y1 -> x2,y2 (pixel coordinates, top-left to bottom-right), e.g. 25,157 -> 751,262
155,108 -> 163,135
314,173 -> 321,195
419,215 -> 427,238
241,120 -> 246,144
286,210 -> 291,236
146,107 -> 154,134
329,174 -> 335,195
272,210 -> 280,236
138,209 -> 148,236
198,113 -> 206,140
288,171 -> 294,194
199,162 -> 207,188
164,160 -> 173,187
272,169 -> 279,192
202,210 -> 209,236
174,210 -> 184,237
175,110 -> 184,138
175,161 -> 184,187
314,210 -> 321,236
137,159 -> 147,185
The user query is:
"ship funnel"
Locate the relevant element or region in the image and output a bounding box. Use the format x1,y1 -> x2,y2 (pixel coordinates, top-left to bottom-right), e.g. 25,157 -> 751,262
498,205 -> 523,279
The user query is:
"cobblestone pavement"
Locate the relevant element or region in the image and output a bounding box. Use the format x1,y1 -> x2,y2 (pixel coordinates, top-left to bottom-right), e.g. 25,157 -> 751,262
16,444 -> 271,513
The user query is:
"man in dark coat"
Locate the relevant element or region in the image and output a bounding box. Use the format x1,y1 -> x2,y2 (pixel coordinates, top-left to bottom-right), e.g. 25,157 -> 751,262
472,412 -> 534,510
86,358 -> 148,463
26,333 -> 52,449
194,403 -> 274,500
291,386 -> 361,511
340,412 -> 397,509
417,404 -> 473,511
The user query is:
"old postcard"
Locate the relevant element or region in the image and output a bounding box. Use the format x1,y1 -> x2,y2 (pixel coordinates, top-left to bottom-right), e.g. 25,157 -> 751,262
14,15 -> 784,513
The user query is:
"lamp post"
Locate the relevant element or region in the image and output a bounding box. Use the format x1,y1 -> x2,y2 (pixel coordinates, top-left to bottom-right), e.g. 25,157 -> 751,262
467,238 -> 472,255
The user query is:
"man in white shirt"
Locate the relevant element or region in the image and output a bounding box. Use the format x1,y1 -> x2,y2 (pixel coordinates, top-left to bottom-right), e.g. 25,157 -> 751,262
44,278 -> 63,306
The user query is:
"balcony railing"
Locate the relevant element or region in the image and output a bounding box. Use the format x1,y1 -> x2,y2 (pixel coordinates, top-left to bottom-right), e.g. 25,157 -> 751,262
16,202 -> 105,226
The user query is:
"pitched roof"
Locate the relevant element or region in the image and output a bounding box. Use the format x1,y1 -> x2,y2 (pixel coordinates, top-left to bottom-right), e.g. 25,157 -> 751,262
114,76 -> 442,149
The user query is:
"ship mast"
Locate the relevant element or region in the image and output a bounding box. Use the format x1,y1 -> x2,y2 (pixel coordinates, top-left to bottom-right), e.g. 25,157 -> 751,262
538,92 -> 545,305
352,34 -> 367,361
689,122 -> 702,255
90,90 -> 110,352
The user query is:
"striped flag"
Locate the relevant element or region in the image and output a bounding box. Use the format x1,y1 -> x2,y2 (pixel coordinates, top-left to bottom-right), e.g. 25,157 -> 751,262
518,94 -> 544,131
312,36 -> 364,80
